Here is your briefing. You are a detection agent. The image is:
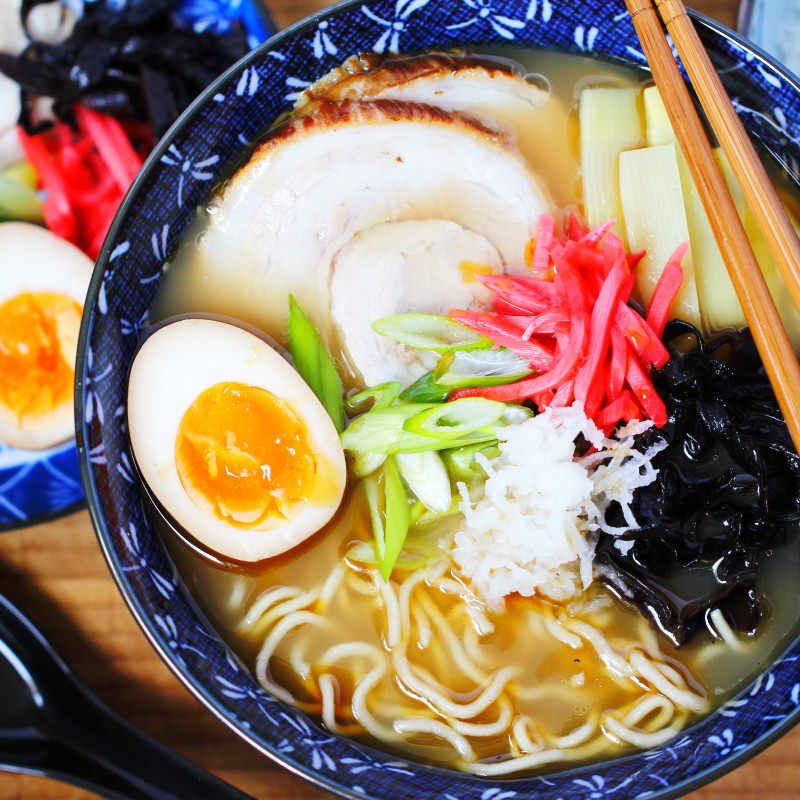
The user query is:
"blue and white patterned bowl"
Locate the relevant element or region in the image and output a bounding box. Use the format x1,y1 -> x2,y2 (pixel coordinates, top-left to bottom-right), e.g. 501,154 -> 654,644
0,0 -> 273,531
76,1 -> 800,797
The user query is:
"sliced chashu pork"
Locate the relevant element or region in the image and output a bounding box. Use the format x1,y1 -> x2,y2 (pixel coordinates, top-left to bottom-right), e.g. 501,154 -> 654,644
331,219 -> 499,386
295,53 -> 576,206
197,99 -> 550,341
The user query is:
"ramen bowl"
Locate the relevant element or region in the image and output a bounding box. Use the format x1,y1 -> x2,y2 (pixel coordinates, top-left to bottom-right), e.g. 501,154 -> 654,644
75,1 -> 800,797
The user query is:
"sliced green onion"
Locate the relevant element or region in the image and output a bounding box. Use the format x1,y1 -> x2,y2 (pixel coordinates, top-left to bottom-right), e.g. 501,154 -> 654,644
442,442 -> 501,482
397,349 -> 532,403
288,295 -> 344,433
342,404 -> 498,454
403,398 -> 507,440
409,500 -> 427,526
393,430 -> 498,454
342,404 -> 437,453
352,450 -> 386,478
346,382 -> 402,414
412,495 -> 463,527
2,161 -> 38,189
399,371 -> 450,403
0,175 -> 43,223
380,456 -> 411,581
434,348 -> 532,388
364,476 -> 384,560
372,314 -> 492,353
396,451 -> 451,513
501,404 -> 533,425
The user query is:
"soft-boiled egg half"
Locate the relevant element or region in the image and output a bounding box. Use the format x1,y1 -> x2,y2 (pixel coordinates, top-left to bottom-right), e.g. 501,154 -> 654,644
0,222 -> 93,450
127,318 -> 347,562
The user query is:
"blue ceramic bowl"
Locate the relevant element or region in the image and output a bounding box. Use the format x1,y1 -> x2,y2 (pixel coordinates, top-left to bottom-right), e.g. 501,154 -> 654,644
76,2 -> 800,798
0,0 -> 274,531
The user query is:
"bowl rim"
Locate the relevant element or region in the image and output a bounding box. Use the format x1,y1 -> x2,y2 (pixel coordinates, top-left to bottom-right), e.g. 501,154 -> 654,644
75,2 -> 800,798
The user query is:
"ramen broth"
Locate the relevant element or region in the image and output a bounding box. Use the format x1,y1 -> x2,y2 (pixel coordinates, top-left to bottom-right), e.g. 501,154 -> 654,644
148,48 -> 800,773
161,499 -> 800,769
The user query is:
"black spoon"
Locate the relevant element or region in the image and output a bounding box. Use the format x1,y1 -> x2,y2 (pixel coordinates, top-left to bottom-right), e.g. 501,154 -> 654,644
0,592 -> 255,800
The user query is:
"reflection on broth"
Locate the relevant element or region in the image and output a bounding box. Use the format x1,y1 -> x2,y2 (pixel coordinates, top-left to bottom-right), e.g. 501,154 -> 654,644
134,47 -> 800,776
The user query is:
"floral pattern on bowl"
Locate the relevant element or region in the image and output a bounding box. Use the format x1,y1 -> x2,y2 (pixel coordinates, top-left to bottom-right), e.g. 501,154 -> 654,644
0,0 -> 273,530
77,1 -> 800,798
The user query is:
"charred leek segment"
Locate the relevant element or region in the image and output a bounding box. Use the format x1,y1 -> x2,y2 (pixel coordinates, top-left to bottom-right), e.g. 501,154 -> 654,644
579,87 -> 644,242
619,143 -> 701,327
288,295 -> 345,433
644,87 -> 741,332
372,313 -> 492,352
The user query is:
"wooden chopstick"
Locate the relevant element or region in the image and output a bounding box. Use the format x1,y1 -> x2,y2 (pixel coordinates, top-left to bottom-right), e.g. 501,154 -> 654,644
625,0 -> 800,453
654,0 -> 800,311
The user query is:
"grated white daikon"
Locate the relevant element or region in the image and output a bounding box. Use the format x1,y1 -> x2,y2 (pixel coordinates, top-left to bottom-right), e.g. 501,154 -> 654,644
452,403 -> 665,606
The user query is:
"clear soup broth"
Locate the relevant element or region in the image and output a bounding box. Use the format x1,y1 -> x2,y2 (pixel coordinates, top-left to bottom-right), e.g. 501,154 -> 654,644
143,47 -> 800,776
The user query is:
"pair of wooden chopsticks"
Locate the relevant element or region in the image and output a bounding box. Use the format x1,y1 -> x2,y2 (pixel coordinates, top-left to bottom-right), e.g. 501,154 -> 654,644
625,0 -> 800,451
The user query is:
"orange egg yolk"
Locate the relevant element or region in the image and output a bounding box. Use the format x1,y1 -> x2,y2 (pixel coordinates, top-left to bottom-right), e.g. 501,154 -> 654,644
175,382 -> 318,527
0,291 -> 82,421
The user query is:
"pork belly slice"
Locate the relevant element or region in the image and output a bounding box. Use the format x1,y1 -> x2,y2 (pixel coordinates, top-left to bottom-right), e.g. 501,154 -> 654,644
295,53 -> 576,206
197,99 -> 549,339
330,219 -> 499,386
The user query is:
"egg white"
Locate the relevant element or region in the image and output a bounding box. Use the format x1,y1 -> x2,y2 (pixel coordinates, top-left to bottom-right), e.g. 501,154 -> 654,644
127,317 -> 347,563
0,222 -> 93,449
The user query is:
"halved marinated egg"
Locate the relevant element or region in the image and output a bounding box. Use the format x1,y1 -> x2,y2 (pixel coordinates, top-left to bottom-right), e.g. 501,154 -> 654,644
127,318 -> 347,562
0,222 -> 93,450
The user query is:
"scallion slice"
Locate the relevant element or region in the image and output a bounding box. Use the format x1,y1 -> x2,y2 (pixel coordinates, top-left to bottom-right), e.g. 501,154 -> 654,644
434,348 -> 532,388
288,295 -> 344,433
372,314 -> 492,352
380,457 -> 411,581
342,403 -> 498,454
364,476 -> 385,560
395,451 -> 451,513
0,173 -> 44,223
403,398 -> 507,440
352,450 -> 387,478
341,404 -> 437,453
398,371 -> 450,403
442,442 -> 501,482
346,382 -> 402,414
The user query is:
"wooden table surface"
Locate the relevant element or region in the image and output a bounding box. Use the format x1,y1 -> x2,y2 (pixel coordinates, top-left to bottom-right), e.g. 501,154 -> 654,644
4,1 -> 798,799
